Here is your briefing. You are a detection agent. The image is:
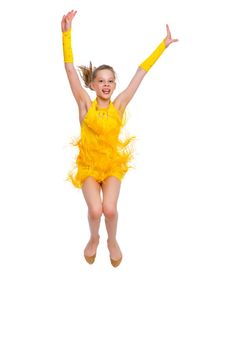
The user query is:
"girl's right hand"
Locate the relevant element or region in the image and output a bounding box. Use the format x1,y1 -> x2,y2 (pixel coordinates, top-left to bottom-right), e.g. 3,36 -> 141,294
61,10 -> 77,32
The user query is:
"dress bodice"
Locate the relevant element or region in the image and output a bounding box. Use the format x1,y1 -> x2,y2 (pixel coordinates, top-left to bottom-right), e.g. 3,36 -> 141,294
82,99 -> 122,137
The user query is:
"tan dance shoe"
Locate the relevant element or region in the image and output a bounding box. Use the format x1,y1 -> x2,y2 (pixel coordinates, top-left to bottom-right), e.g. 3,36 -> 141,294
110,256 -> 122,268
84,253 -> 96,265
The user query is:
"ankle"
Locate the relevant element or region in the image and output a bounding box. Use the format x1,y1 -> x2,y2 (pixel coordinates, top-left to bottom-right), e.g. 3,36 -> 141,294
90,235 -> 100,242
107,238 -> 118,246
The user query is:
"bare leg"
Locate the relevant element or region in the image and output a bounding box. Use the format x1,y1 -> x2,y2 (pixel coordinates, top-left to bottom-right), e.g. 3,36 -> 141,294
102,176 -> 122,264
82,177 -> 102,259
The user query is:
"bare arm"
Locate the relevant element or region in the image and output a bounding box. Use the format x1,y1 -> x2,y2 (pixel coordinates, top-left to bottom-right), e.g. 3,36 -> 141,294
64,63 -> 91,113
114,24 -> 178,113
61,11 -> 91,115
113,68 -> 146,112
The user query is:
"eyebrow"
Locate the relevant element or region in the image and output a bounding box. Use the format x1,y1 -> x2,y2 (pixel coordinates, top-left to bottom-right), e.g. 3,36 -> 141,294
97,77 -> 115,80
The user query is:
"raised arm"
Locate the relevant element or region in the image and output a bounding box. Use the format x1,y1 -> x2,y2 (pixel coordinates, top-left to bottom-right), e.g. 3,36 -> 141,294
61,10 -> 91,115
114,24 -> 178,112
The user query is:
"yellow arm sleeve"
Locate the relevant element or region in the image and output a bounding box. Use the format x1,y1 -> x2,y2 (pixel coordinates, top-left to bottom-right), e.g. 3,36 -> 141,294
62,29 -> 74,63
139,40 -> 166,72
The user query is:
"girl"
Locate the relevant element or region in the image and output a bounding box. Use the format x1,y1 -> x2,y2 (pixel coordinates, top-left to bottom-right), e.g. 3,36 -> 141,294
61,10 -> 178,267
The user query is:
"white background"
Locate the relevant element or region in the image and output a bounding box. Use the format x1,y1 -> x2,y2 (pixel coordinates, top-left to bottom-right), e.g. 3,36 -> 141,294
0,0 -> 249,349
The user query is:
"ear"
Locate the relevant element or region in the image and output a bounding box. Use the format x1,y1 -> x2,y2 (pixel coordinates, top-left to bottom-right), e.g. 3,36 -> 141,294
90,81 -> 95,91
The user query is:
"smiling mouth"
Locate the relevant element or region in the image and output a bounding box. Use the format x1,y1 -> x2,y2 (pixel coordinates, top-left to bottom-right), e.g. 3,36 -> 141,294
102,89 -> 111,94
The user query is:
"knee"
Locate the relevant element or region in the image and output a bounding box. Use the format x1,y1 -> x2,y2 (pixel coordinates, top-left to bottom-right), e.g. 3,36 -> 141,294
88,205 -> 103,220
103,203 -> 117,219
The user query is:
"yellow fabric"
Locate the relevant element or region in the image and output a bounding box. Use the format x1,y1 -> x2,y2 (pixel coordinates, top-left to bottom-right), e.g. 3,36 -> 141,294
67,99 -> 135,188
62,29 -> 74,63
139,40 -> 166,72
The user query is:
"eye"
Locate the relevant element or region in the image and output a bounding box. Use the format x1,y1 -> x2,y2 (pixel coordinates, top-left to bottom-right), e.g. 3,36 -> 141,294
109,80 -> 114,83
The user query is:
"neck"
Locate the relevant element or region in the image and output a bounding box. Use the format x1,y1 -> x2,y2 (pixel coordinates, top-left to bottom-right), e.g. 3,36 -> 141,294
96,96 -> 111,109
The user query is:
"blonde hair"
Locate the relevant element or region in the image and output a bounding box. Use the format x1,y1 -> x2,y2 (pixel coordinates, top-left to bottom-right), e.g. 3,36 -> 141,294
78,62 -> 116,90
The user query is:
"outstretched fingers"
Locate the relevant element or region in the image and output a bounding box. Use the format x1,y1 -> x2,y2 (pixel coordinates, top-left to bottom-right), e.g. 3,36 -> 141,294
165,23 -> 179,45
166,24 -> 171,38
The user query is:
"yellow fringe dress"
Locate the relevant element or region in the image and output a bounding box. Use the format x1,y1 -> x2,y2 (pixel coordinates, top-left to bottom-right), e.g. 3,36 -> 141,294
68,99 -> 135,188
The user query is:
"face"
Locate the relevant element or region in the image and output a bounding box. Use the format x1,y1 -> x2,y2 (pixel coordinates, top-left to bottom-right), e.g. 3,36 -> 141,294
91,69 -> 116,100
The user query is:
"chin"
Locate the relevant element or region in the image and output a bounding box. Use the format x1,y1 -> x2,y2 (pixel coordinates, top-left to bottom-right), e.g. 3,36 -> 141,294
101,93 -> 112,100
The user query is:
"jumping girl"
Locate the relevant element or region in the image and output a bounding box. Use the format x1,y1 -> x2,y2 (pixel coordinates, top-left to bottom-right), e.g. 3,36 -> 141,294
61,10 -> 178,267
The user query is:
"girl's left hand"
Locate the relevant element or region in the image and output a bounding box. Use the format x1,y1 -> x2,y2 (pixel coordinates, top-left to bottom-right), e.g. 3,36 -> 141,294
164,24 -> 178,47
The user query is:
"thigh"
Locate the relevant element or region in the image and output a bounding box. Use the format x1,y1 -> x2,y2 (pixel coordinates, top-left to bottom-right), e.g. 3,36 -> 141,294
82,176 -> 102,209
101,176 -> 121,206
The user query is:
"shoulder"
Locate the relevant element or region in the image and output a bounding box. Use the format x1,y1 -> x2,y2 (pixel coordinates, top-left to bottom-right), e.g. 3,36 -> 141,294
79,100 -> 94,124
112,98 -> 125,118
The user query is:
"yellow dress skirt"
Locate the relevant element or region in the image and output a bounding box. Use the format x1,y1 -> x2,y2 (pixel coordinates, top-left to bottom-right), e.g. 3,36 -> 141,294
67,99 -> 135,188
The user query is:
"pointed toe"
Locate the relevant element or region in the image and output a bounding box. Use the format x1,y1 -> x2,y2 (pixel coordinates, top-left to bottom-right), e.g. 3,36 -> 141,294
110,256 -> 122,268
84,253 -> 96,264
